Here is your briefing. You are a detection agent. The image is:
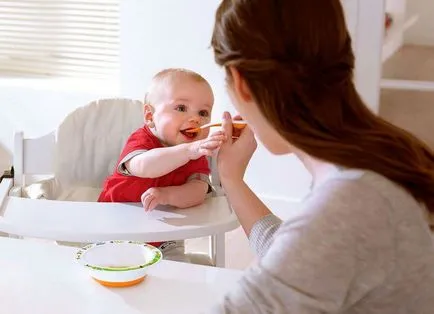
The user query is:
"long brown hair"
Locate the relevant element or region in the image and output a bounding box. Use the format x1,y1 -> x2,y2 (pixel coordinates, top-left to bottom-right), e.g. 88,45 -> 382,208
211,0 -> 434,214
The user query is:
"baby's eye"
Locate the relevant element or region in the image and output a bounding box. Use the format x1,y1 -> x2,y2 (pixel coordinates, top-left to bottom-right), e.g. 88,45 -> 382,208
175,104 -> 187,112
199,110 -> 209,118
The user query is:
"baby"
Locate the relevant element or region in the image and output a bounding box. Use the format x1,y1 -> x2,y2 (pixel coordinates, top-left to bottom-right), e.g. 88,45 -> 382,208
98,68 -> 224,264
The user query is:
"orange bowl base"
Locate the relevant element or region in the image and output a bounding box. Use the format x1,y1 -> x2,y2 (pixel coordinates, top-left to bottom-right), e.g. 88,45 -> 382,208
93,276 -> 146,287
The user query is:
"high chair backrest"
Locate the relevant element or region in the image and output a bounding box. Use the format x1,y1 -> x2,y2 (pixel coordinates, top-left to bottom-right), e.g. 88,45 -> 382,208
13,98 -> 222,194
55,98 -> 144,188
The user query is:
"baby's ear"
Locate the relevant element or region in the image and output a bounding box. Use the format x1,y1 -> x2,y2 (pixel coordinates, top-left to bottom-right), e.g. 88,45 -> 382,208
143,104 -> 154,127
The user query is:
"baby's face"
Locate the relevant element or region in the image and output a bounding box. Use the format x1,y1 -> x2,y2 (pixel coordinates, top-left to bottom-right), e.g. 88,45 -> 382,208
149,78 -> 214,146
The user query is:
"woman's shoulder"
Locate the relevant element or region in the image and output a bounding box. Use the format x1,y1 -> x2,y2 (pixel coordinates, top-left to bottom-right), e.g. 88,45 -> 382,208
304,170 -> 392,219
288,168 -> 429,243
310,168 -> 422,215
278,170 -> 395,244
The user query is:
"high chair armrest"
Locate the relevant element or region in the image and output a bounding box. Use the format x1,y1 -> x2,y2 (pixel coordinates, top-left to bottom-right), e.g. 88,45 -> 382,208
0,178 -> 13,211
0,167 -> 14,205
0,167 -> 20,197
22,178 -> 57,200
8,186 -> 22,197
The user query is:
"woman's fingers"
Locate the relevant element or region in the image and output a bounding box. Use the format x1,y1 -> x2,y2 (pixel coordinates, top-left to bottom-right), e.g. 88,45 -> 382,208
221,111 -> 233,146
233,114 -> 243,121
232,127 -> 242,139
237,125 -> 257,153
238,124 -> 255,140
219,111 -> 255,150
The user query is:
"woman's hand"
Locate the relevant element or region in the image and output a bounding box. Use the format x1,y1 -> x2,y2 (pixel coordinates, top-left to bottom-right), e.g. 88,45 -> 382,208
218,111 -> 257,184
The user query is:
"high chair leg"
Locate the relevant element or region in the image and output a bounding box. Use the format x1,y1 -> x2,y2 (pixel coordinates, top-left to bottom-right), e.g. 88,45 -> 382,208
210,233 -> 225,268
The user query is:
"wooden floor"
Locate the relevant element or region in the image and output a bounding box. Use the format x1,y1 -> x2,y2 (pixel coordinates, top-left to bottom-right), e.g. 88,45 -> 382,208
383,45 -> 434,82
381,44 -> 434,149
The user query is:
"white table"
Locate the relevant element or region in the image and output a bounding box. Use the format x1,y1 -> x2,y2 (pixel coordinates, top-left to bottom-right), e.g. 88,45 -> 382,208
0,237 -> 242,314
0,179 -> 239,267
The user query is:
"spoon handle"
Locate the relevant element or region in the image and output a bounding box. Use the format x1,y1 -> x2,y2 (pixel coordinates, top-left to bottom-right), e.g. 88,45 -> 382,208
185,120 -> 247,133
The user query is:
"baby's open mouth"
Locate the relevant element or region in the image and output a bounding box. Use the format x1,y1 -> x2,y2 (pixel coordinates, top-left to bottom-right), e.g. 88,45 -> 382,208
180,128 -> 199,139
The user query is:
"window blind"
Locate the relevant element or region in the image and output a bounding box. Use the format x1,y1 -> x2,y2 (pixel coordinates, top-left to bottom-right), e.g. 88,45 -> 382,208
0,0 -> 119,80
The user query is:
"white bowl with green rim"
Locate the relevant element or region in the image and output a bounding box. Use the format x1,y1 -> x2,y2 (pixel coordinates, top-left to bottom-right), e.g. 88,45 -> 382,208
76,240 -> 162,287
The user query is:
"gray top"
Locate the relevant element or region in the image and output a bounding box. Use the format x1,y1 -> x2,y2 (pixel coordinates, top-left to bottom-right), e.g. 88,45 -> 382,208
210,169 -> 434,314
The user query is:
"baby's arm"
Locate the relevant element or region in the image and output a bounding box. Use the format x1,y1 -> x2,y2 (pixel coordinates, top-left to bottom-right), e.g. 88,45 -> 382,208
126,131 -> 224,178
126,144 -> 191,178
141,180 -> 209,211
163,180 -> 209,208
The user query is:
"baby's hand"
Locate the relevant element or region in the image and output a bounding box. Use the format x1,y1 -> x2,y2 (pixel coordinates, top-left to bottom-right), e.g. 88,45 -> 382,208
187,130 -> 226,160
141,187 -> 167,212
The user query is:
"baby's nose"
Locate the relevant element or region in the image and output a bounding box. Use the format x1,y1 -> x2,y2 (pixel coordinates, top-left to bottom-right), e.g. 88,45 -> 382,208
189,115 -> 200,123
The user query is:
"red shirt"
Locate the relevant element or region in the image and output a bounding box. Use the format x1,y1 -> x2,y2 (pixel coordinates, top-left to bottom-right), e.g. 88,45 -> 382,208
98,126 -> 210,249
98,126 -> 210,203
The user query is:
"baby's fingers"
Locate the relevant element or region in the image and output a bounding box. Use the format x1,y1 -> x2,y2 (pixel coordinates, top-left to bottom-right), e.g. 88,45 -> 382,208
209,130 -> 225,137
141,192 -> 147,204
148,197 -> 159,211
208,131 -> 226,142
198,148 -> 214,157
198,142 -> 222,156
143,194 -> 154,212
201,139 -> 223,150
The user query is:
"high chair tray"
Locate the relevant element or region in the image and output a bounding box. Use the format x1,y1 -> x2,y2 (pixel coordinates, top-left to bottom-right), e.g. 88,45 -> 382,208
0,193 -> 239,243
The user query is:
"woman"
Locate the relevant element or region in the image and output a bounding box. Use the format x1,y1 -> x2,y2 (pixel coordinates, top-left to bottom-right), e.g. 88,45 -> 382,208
210,0 -> 434,313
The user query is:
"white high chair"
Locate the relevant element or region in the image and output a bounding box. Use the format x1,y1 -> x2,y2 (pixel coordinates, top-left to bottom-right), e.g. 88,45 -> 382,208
0,98 -> 239,267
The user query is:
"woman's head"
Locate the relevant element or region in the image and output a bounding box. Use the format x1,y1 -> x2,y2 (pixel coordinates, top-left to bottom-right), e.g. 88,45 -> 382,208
211,0 -> 354,154
211,0 -> 434,216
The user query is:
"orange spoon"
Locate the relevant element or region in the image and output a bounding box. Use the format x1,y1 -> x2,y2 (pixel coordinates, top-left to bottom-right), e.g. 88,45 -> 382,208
184,120 -> 247,133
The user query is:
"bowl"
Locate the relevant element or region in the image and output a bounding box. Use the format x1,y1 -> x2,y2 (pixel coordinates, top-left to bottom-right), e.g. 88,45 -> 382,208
76,240 -> 163,287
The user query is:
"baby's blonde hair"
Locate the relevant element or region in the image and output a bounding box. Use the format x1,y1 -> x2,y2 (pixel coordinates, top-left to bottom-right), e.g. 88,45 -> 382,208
144,68 -> 210,105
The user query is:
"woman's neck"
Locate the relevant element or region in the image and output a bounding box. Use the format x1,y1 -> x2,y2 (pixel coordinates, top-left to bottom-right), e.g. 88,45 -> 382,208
294,149 -> 340,189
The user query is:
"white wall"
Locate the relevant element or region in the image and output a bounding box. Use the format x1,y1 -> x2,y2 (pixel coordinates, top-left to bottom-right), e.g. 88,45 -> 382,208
0,0 -> 384,202
120,0 -> 228,117
352,0 -> 386,113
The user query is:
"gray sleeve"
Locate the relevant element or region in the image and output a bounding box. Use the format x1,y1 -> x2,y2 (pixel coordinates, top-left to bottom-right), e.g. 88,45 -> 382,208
187,173 -> 213,194
117,149 -> 148,176
209,180 -> 394,314
249,214 -> 282,258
